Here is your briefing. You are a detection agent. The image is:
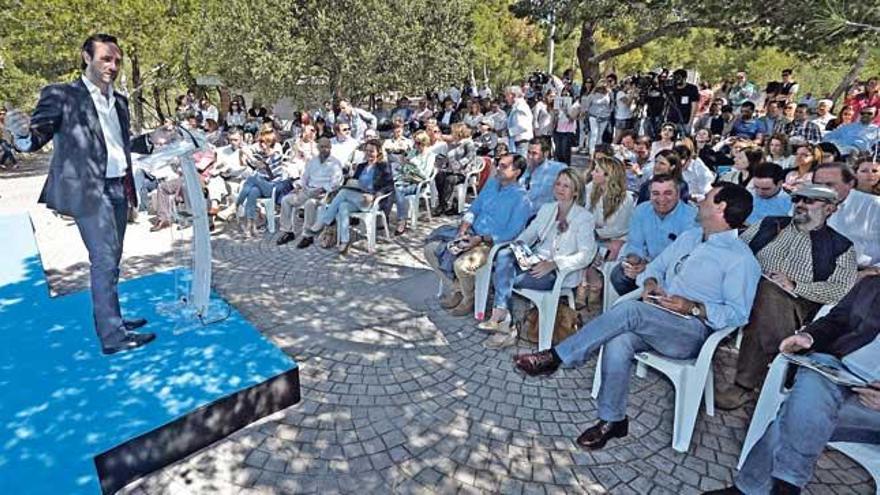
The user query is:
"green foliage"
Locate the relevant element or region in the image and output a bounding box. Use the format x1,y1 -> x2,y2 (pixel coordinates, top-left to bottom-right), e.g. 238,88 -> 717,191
471,0 -> 546,90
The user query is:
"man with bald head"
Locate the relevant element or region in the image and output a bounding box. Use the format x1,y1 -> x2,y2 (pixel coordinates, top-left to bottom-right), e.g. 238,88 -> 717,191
276,137 -> 344,245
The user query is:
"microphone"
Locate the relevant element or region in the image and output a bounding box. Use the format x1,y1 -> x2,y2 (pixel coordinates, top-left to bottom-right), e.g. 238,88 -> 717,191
667,232 -> 677,241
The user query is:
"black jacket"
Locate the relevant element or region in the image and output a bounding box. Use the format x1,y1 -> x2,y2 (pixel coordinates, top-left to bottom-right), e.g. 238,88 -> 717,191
805,276 -> 880,358
352,161 -> 395,214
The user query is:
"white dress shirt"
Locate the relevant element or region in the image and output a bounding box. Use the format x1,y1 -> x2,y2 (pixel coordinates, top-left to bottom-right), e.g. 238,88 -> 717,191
82,76 -> 128,178
828,189 -> 880,267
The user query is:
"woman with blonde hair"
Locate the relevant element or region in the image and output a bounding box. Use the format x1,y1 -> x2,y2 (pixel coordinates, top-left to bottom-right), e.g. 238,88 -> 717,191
394,130 -> 436,235
480,168 -> 597,348
579,156 -> 635,313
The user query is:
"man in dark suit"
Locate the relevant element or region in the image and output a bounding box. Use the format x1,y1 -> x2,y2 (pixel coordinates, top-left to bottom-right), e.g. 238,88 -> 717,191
6,33 -> 156,355
706,276 -> 880,495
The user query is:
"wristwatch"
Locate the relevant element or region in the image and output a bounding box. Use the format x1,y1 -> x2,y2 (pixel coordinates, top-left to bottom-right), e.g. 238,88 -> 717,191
689,303 -> 702,318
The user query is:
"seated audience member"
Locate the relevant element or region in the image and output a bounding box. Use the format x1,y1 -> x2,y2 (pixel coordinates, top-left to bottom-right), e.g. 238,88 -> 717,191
513,183 -> 761,450
581,157 -> 636,313
382,119 -> 414,165
823,104 -> 854,132
434,123 -> 478,215
856,158 -> 880,195
461,99 -> 484,131
394,130 -> 437,235
330,122 -> 360,174
813,162 -> 880,276
782,141 -> 820,193
812,99 -> 836,134
747,162 -> 792,225
766,133 -> 794,169
730,101 -> 763,141
424,153 -> 532,317
823,105 -> 880,156
675,144 -> 715,201
694,128 -> 728,172
720,144 -> 763,188
480,168 -> 597,349
276,138 -> 343,245
611,174 -> 697,295
715,184 -> 858,410
522,138 -> 568,215
226,100 -> 247,129
637,150 -> 690,204
706,276 -> 880,495
208,129 -> 248,203
235,130 -> 286,236
286,124 -> 319,174
649,123 -> 676,159
296,139 -> 394,254
475,117 -> 499,157
786,103 -> 823,144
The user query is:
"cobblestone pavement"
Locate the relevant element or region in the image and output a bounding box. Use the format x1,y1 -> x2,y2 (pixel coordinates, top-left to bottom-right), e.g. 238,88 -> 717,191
1,157 -> 873,494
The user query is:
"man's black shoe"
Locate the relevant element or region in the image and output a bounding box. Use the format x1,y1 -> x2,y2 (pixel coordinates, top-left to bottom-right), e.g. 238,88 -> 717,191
102,331 -> 156,355
576,417 -> 629,450
296,236 -> 314,249
771,478 -> 801,495
123,318 -> 148,331
513,350 -> 562,377
276,232 -> 296,245
702,487 -> 743,495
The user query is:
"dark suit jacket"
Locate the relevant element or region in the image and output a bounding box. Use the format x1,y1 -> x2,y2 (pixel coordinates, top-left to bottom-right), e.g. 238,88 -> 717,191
352,161 -> 394,214
27,78 -> 150,217
804,276 -> 880,358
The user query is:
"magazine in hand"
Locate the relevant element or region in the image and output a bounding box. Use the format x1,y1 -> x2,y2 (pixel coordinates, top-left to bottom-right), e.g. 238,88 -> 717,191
341,178 -> 366,193
762,273 -> 798,298
510,240 -> 546,271
782,353 -> 869,387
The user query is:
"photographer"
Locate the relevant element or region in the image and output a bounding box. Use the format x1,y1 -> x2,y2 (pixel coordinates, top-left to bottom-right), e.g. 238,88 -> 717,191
643,73 -> 667,139
612,77 -> 637,142
665,69 -> 700,137
580,80 -> 614,155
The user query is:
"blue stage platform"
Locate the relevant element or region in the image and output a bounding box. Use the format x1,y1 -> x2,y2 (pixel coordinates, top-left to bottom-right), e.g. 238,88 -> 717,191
0,214 -> 300,494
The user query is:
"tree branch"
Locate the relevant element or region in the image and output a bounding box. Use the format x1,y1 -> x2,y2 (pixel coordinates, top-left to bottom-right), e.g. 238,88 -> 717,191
588,19 -> 702,63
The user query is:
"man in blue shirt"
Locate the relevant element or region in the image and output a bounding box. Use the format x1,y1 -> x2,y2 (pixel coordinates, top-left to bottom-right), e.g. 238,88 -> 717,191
611,174 -> 698,295
522,138 -> 568,215
823,105 -> 880,157
513,183 -> 761,450
730,101 -> 762,140
747,163 -> 792,225
424,153 -> 532,317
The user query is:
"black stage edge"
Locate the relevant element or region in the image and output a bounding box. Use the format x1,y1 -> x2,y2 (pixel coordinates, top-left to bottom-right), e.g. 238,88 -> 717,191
94,366 -> 301,494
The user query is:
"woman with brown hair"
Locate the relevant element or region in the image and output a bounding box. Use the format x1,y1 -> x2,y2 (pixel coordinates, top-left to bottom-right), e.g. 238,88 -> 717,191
721,144 -> 764,188
579,156 -> 635,313
782,142 -> 822,192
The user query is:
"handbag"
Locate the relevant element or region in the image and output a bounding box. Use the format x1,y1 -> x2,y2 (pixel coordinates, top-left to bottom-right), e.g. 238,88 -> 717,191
521,302 -> 579,345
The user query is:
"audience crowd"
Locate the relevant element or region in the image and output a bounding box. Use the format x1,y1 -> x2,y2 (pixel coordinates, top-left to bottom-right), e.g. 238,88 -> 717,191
27,67 -> 880,494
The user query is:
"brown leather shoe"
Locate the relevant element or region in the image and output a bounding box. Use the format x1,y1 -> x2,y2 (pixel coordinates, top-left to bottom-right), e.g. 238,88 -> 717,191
576,417 -> 629,450
448,298 -> 474,317
715,384 -> 756,411
513,350 -> 561,377
150,220 -> 171,232
440,291 -> 463,309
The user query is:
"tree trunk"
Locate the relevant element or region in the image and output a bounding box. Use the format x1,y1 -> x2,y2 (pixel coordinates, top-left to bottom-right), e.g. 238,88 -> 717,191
830,43 -> 869,103
152,86 -> 165,123
576,20 -> 600,84
130,47 -> 144,133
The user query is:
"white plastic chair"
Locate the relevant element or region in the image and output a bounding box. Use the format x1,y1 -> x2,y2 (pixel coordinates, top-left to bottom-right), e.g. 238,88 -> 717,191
473,241 -> 511,320
258,187 -> 278,233
405,169 -> 437,227
512,266 -> 582,351
601,260 -> 624,313
590,290 -> 738,452
341,191 -> 392,253
455,158 -> 487,214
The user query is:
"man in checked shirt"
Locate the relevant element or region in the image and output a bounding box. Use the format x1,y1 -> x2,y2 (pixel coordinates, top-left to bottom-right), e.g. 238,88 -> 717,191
715,184 -> 858,410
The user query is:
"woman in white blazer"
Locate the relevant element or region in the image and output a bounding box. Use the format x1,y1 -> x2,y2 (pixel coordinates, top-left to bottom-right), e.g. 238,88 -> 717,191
480,168 -> 597,348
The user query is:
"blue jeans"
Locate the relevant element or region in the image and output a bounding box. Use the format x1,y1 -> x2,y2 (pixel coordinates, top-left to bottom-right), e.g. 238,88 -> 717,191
554,300 -> 708,421
311,188 -> 370,243
736,353 -> 880,493
491,248 -> 556,310
236,174 -> 280,220
610,262 -> 638,295
395,183 -> 419,220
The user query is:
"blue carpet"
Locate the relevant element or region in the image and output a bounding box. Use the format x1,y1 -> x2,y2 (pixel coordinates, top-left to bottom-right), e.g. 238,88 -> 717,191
0,214 -> 298,494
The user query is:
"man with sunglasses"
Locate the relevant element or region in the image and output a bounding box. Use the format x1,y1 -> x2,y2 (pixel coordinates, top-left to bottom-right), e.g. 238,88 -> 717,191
716,184 -> 858,410
822,105 -> 879,157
